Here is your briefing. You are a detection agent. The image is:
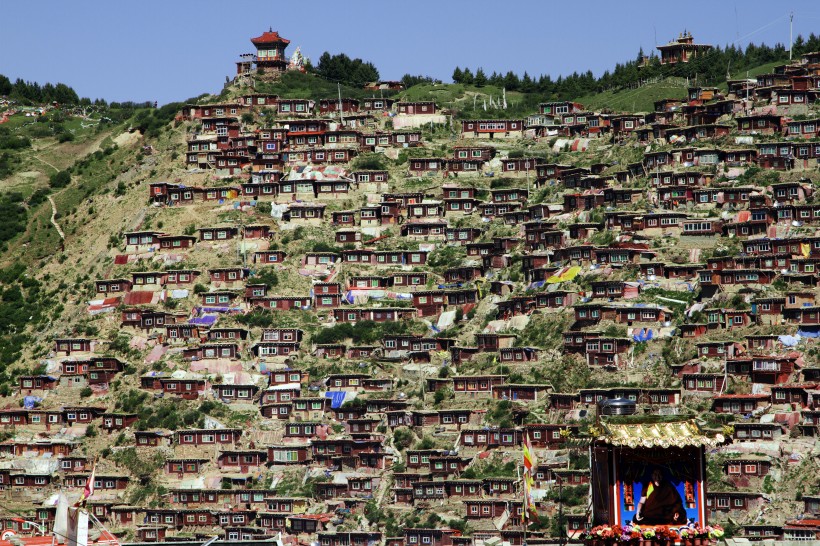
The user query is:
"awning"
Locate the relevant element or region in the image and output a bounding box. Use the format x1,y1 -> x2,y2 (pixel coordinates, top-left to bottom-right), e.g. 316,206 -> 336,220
598,419 -> 723,449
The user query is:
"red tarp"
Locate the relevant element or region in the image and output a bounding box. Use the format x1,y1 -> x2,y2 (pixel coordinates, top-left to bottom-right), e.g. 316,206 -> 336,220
87,297 -> 120,314
124,291 -> 154,305
114,255 -> 129,265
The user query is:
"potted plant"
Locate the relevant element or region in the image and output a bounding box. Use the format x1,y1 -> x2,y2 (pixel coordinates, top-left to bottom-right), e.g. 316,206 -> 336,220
678,522 -> 698,546
694,526 -> 711,545
706,525 -> 724,543
654,526 -> 679,546
638,526 -> 655,546
619,522 -> 641,544
586,525 -> 613,546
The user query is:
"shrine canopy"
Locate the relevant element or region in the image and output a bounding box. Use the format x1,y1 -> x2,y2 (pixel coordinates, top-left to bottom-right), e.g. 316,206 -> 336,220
589,415 -> 725,528
595,417 -> 724,449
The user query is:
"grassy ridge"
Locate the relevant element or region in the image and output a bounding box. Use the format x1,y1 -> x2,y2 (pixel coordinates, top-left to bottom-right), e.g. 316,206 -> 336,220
575,79 -> 689,113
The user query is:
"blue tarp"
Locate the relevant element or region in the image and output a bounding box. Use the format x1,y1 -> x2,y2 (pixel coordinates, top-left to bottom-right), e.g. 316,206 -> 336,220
200,306 -> 235,313
778,334 -> 801,346
23,396 -> 42,409
325,391 -> 347,409
798,328 -> 820,338
189,315 -> 218,326
633,328 -> 654,342
437,283 -> 463,290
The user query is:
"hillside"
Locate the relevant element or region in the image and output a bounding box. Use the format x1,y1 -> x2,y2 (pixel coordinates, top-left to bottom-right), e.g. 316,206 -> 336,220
574,77 -> 691,113
0,40 -> 820,546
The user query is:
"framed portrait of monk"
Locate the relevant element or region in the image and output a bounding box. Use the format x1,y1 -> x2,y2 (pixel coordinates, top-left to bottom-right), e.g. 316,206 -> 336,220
613,448 -> 704,527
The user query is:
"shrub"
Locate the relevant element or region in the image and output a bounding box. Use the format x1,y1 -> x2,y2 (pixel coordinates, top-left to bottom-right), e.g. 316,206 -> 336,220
433,388 -> 451,405
49,170 -> 71,188
193,283 -> 208,294
28,188 -> 50,207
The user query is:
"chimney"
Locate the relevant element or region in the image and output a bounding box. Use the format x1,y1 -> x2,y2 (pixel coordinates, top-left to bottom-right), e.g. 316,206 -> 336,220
596,397 -> 636,425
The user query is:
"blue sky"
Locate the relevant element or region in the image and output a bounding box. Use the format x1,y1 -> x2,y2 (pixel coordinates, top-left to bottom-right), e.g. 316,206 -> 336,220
1,0 -> 819,105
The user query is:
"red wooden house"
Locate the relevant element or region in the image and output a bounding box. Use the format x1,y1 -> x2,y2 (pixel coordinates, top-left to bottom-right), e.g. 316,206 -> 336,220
174,428 -> 242,446
461,119 -> 525,138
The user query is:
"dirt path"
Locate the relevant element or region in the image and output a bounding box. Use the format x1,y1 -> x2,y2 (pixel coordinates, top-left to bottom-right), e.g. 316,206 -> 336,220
129,207 -> 147,231
47,196 -> 65,241
32,155 -> 60,173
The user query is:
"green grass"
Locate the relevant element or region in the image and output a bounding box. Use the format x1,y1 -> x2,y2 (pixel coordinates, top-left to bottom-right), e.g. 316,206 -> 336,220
252,71 -> 389,101
401,82 -> 539,119
729,60 -> 782,81
575,61 -> 786,112
575,78 -> 689,113
10,131 -> 125,262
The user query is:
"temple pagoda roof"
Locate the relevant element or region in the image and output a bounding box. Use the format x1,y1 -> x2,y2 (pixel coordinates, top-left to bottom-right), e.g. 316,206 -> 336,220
251,29 -> 290,46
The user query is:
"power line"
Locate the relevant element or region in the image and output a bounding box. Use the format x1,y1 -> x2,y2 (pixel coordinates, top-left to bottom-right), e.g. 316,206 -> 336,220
729,12 -> 790,46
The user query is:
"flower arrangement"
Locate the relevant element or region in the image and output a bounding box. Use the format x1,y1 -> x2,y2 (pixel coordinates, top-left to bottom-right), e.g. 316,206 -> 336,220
654,527 -> 679,541
677,522 -> 720,544
678,521 -> 698,539
583,524 -> 680,545
707,525 -> 724,540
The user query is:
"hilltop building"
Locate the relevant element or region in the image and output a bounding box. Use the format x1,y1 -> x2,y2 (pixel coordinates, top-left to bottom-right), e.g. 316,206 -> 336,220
657,31 -> 713,65
236,28 -> 291,77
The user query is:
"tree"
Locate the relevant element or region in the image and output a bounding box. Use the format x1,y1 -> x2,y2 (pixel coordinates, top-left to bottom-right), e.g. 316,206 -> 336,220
402,74 -> 438,88
49,170 -> 71,189
474,68 -> 487,87
503,71 -> 520,91
520,71 -> 534,92
461,67 -> 474,85
316,52 -> 379,87
0,75 -> 11,96
452,66 -> 463,84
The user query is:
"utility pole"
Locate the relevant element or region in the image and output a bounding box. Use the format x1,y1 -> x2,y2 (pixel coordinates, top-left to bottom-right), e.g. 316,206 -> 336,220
558,476 -> 565,546
526,162 -> 530,197
790,12 -> 794,61
337,82 -> 344,126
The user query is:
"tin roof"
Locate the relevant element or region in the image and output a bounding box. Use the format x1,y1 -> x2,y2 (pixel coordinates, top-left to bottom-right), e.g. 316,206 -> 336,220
598,418 -> 723,448
251,30 -> 290,46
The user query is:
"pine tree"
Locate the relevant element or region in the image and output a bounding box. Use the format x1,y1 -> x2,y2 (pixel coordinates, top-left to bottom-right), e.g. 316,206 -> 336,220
503,71 -> 520,91
461,68 -> 474,85
452,66 -> 463,84
474,68 -> 487,87
521,72 -> 534,92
